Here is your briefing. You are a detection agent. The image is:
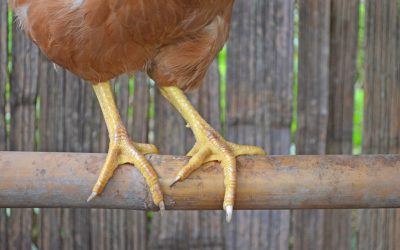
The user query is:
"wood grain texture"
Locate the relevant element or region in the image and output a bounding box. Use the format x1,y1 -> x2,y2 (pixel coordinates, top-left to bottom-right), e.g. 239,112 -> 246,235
357,1 -> 400,249
292,1 -> 330,249
37,54 -> 64,250
38,60 -> 93,250
295,0 -> 330,156
324,1 -> 360,249
0,1 -> 7,248
327,0 -> 359,155
1,152 -> 400,210
8,15 -> 39,249
149,60 -> 224,250
225,0 -> 293,249
0,0 -> 6,151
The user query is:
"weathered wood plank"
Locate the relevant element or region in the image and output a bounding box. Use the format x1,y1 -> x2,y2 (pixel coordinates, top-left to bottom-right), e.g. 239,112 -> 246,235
0,0 -> 7,151
126,72 -> 151,250
327,0 -> 359,155
37,61 -> 92,250
324,1 -> 360,249
295,0 -> 330,155
224,0 -> 293,249
357,1 -> 400,249
65,72 -> 92,250
8,14 -> 39,249
292,1 -> 331,249
0,3 -> 8,248
149,60 -> 224,250
37,54 -> 64,250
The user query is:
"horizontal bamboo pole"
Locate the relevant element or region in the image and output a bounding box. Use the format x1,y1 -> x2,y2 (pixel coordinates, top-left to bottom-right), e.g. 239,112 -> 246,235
0,151 -> 399,210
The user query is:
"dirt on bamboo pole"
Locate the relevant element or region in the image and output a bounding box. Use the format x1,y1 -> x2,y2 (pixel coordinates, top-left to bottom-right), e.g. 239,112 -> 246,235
0,151 -> 399,210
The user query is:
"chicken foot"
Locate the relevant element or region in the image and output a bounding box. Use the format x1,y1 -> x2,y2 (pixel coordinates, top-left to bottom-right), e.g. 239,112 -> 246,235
160,86 -> 265,222
88,81 -> 164,209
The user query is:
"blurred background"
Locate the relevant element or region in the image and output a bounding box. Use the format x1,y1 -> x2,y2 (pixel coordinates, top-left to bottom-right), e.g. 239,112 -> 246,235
1,0 -> 399,249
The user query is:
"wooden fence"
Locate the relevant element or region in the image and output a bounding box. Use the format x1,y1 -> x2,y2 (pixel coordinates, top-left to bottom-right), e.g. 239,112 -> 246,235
0,0 -> 399,249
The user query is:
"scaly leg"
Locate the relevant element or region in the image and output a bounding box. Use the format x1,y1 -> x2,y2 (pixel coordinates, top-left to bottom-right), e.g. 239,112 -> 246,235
160,86 -> 265,221
88,82 -> 164,209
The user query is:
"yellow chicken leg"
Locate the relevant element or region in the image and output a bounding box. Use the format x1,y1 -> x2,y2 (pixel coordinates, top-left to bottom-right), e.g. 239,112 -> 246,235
160,86 -> 265,221
88,81 -> 164,209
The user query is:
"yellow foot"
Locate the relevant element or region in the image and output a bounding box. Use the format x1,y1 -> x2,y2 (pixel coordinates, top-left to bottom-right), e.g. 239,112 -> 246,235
87,126 -> 164,209
170,128 -> 265,222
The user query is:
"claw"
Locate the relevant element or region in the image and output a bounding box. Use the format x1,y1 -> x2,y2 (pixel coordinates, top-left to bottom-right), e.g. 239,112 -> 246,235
87,192 -> 97,202
159,200 -> 165,209
159,201 -> 165,216
225,205 -> 233,223
169,176 -> 181,187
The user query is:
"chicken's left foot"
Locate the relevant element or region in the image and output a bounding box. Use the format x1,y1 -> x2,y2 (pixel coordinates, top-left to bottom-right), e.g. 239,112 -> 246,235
170,127 -> 265,222
160,86 -> 265,222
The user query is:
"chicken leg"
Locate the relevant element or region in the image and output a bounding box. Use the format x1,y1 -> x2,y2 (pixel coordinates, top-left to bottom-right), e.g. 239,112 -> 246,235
160,86 -> 265,221
88,81 -> 164,209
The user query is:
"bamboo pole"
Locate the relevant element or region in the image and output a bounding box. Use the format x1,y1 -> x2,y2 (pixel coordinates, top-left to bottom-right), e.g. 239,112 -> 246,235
0,151 -> 399,210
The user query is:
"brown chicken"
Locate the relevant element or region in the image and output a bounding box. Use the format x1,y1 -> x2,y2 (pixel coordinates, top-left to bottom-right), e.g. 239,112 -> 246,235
11,0 -> 265,221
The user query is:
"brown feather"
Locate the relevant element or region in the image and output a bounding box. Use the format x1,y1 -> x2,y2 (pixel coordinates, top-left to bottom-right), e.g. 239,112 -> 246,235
12,0 -> 234,90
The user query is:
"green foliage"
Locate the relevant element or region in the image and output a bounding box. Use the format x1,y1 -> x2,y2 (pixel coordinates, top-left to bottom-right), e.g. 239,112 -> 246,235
356,2 -> 366,85
353,1 -> 366,154
353,88 -> 364,154
128,78 -> 134,119
218,45 -> 227,134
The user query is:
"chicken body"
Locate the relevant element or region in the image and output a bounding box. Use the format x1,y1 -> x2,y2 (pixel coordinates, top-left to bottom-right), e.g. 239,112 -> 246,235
11,0 -> 265,221
12,0 -> 232,89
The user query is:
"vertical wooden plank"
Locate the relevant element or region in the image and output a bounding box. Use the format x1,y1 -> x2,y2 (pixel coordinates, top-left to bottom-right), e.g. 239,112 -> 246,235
38,60 -> 101,250
8,15 -> 39,249
0,1 -> 8,249
126,72 -> 150,250
327,0 -> 359,154
37,62 -> 84,250
37,54 -> 65,250
37,56 -> 59,250
357,1 -> 400,249
0,0 -> 7,151
295,1 -> 330,155
224,0 -> 293,249
149,61 -> 224,250
292,1 -> 330,250
324,1 -> 360,250
38,64 -> 66,250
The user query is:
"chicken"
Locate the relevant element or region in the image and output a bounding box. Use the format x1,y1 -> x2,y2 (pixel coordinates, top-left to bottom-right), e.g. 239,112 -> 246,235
11,0 -> 265,221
